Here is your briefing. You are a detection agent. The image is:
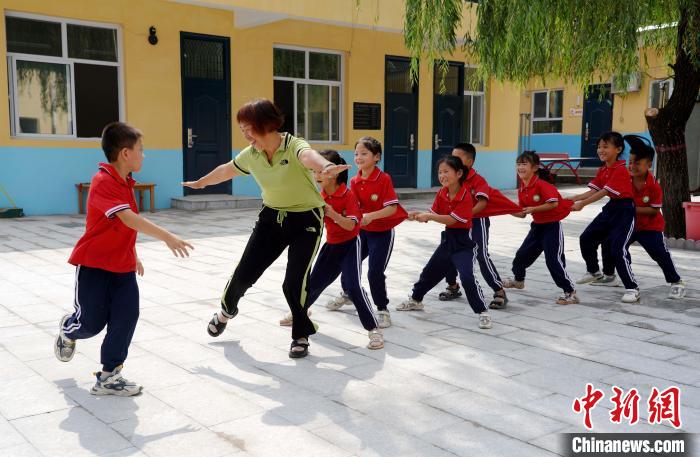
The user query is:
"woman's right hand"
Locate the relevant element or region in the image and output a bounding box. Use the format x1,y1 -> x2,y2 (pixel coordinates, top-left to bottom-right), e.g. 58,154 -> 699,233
182,180 -> 205,189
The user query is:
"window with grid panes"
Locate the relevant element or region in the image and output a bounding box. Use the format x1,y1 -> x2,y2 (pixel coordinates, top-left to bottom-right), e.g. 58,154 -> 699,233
531,89 -> 563,134
6,14 -> 121,138
273,47 -> 342,142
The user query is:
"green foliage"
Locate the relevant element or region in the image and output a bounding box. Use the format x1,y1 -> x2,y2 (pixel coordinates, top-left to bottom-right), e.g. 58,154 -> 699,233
404,0 -> 700,90
404,0 -> 462,92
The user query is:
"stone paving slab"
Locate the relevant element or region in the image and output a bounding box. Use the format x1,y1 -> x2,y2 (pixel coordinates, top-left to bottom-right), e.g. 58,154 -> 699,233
0,186 -> 698,456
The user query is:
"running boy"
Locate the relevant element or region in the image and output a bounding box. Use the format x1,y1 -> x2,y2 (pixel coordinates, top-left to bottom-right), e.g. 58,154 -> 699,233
54,122 -> 193,396
439,143 -> 520,309
596,135 -> 686,298
280,150 -> 384,349
503,151 -> 579,304
570,131 -> 639,303
397,156 -> 492,329
325,137 -> 407,328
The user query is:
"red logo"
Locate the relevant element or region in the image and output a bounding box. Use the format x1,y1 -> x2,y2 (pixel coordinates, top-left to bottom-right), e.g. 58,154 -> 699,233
573,384 -> 682,430
648,386 -> 682,429
610,386 -> 640,425
572,383 -> 605,430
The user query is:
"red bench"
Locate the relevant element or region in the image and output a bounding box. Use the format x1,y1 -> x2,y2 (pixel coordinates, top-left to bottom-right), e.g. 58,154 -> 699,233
76,182 -> 156,214
538,153 -> 599,185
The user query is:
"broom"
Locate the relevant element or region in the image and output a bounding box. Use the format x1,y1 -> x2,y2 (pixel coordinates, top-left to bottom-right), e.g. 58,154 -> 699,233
0,183 -> 24,218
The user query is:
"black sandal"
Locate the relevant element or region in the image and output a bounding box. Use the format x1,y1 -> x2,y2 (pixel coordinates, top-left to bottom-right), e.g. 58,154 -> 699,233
489,291 -> 508,310
289,339 -> 310,358
438,285 -> 462,301
207,313 -> 227,337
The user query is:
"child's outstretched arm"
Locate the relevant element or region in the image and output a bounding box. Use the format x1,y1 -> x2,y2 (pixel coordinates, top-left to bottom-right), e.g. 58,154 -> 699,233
569,189 -> 597,202
182,163 -> 240,189
523,201 -> 558,215
414,212 -> 456,225
471,197 -> 487,215
117,210 -> 193,257
361,205 -> 398,226
325,205 -> 357,231
572,188 -> 608,211
637,207 -> 660,216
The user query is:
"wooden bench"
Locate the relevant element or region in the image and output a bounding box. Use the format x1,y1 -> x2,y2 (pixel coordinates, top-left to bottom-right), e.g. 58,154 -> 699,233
76,182 -> 156,214
537,153 -> 599,185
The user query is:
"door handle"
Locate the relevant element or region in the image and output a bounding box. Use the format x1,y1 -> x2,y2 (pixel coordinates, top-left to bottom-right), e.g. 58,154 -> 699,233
187,128 -> 198,148
434,134 -> 442,150
584,123 -> 589,142
409,133 -> 415,151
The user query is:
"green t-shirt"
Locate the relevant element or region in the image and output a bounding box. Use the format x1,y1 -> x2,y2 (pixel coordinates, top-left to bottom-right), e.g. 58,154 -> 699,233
230,133 -> 324,212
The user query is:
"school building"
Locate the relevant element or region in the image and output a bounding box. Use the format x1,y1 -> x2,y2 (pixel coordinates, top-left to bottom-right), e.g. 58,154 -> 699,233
1,0 -> 699,215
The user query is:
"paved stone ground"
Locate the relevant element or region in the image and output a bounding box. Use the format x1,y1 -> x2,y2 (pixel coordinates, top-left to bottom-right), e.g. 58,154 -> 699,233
0,185 -> 698,457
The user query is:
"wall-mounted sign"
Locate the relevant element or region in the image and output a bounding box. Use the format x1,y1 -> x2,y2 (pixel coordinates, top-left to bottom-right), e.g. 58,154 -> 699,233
570,108 -> 583,117
353,103 -> 381,130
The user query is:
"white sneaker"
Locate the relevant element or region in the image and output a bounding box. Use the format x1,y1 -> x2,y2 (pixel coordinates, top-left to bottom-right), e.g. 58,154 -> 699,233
478,312 -> 492,329
367,329 -> 384,350
54,314 -> 76,362
278,308 -> 312,327
621,288 -> 641,303
326,292 -> 352,310
556,291 -> 580,305
577,271 -> 603,285
590,274 -> 620,287
669,281 -> 686,299
376,310 -> 392,328
502,278 -> 524,289
90,366 -> 142,396
395,297 -> 424,311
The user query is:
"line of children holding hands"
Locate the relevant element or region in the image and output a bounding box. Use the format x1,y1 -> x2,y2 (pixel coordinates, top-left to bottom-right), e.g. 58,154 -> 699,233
55,120 -> 685,396
308,132 -> 685,337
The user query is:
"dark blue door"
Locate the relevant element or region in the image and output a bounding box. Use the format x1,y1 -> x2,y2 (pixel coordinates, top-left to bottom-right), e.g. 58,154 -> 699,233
432,62 -> 464,186
581,84 -> 613,167
181,33 -> 231,195
384,57 -> 418,188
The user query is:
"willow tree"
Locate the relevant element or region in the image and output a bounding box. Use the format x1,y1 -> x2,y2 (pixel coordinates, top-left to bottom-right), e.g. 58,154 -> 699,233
405,0 -> 700,238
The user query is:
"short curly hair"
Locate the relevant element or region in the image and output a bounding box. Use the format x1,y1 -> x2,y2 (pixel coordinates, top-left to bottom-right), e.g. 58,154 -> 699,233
236,99 -> 285,135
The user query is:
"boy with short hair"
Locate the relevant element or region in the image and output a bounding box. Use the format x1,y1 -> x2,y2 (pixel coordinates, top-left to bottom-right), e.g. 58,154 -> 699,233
595,135 -> 685,299
439,143 -> 520,309
54,122 -> 193,396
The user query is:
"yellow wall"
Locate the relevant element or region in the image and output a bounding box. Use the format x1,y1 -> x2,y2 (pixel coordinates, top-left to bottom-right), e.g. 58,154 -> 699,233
0,0 -> 519,154
518,50 -> 673,136
1,0 -> 234,149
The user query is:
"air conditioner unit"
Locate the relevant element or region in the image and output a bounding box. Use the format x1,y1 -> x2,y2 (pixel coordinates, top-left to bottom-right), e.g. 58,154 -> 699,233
611,72 -> 642,93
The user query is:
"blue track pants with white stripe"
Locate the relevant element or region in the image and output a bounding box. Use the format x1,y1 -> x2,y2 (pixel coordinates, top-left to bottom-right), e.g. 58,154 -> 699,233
512,221 -> 575,293
62,265 -> 139,372
340,229 -> 394,311
445,217 -> 503,292
580,199 -> 638,289
412,228 -> 487,314
307,237 -> 378,331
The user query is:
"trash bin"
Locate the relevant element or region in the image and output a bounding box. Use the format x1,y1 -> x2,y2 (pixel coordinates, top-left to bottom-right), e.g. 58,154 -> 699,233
683,202 -> 700,240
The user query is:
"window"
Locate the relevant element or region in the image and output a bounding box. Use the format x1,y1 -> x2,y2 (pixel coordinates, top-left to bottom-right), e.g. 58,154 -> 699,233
649,79 -> 674,109
531,89 -> 563,134
273,46 -> 342,142
463,66 -> 485,144
6,13 -> 122,138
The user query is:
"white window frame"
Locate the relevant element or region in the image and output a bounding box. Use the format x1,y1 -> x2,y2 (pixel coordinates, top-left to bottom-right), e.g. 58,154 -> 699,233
648,78 -> 674,109
463,64 -> 486,146
6,11 -> 124,140
531,89 -> 564,135
273,44 -> 343,144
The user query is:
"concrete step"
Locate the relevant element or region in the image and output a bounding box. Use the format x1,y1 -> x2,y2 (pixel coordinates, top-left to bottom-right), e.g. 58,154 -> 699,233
171,194 -> 262,211
395,187 -> 441,200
